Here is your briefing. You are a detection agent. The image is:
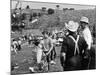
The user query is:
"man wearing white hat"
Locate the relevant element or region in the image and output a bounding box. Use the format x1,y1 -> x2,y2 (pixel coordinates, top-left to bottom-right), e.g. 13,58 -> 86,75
79,16 -> 93,70
60,21 -> 89,71
80,16 -> 93,50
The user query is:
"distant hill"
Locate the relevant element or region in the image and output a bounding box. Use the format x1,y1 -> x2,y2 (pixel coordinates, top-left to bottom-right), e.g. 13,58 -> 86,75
11,9 -> 42,14
11,9 -> 96,33
38,9 -> 96,30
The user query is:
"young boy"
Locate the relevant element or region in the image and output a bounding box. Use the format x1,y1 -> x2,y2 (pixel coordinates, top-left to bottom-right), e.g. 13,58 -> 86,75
42,31 -> 54,64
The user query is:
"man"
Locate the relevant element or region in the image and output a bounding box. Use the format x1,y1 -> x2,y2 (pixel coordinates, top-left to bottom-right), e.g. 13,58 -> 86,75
11,39 -> 21,54
17,39 -> 22,51
79,16 -> 93,69
80,16 -> 93,50
60,21 -> 88,71
11,39 -> 18,54
50,31 -> 57,65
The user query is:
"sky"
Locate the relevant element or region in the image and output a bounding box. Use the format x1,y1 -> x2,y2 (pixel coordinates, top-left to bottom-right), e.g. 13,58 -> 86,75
11,0 -> 96,10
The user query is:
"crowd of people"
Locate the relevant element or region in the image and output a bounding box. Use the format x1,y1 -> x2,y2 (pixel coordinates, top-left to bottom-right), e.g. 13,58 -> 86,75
60,16 -> 93,71
11,15 -> 95,72
35,16 -> 94,71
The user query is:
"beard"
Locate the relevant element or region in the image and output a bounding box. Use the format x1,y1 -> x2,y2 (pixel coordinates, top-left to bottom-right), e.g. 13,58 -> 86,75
82,26 -> 93,50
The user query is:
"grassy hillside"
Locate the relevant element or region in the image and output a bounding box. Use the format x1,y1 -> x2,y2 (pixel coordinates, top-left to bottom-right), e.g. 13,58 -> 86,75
39,9 -> 95,28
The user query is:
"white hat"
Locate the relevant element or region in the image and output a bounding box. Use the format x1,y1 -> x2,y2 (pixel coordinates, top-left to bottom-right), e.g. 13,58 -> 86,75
65,21 -> 79,32
80,16 -> 89,23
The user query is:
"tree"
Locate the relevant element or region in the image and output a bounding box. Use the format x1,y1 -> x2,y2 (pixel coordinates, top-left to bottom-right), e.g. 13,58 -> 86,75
56,5 -> 60,9
38,13 -> 41,17
32,12 -> 37,17
69,8 -> 75,10
26,5 -> 30,9
63,8 -> 68,12
42,7 -> 46,12
47,8 -> 55,15
19,7 -> 21,10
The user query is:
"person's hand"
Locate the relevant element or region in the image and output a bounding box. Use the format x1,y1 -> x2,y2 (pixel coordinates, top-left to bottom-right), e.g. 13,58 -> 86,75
46,52 -> 49,55
43,52 -> 46,56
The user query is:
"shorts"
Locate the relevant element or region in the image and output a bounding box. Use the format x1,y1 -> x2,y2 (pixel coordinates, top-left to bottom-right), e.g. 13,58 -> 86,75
43,51 -> 50,63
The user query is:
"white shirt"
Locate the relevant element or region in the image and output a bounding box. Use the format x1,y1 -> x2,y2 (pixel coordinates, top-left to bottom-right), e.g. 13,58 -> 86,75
31,19 -> 38,23
82,26 -> 93,50
12,41 -> 17,45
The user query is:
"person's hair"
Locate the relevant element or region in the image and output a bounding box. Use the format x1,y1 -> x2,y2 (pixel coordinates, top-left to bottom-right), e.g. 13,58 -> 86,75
42,30 -> 49,35
12,39 -> 16,41
80,21 -> 88,24
68,30 -> 76,35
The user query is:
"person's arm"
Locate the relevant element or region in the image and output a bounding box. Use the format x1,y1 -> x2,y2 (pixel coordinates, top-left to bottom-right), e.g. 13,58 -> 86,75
82,37 -> 90,59
60,38 -> 66,67
60,52 -> 66,67
83,27 -> 92,50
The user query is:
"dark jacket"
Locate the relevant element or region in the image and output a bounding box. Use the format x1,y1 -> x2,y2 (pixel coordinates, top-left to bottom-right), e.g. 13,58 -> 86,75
60,33 -> 88,70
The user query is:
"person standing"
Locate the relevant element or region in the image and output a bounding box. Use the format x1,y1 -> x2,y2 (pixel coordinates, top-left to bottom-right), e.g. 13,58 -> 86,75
49,32 -> 57,65
79,16 -> 93,69
41,31 -> 54,64
60,21 -> 88,71
80,16 -> 93,50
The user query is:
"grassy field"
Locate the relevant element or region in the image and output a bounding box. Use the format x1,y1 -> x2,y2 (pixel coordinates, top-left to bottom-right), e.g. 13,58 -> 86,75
11,41 -> 96,75
11,42 -> 63,74
11,30 -> 63,75
11,29 -> 96,75
35,9 -> 96,32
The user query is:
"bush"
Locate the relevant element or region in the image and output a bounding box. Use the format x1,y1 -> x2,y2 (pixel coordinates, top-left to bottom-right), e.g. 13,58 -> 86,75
47,8 -> 55,15
32,13 -> 37,17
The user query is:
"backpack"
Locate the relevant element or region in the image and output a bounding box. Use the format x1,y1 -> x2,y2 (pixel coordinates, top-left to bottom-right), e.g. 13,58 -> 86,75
69,35 -> 80,55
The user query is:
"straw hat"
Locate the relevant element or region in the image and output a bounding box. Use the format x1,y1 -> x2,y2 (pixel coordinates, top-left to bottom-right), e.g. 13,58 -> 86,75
65,21 -> 79,32
80,16 -> 89,23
